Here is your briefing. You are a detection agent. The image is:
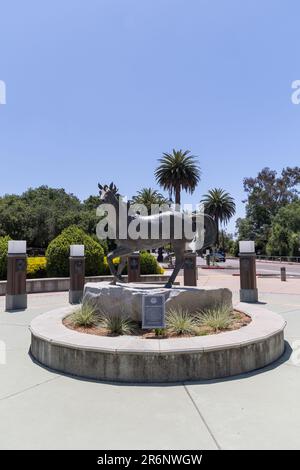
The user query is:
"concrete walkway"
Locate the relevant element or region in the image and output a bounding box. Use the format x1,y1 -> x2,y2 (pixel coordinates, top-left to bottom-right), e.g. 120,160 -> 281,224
0,278 -> 300,449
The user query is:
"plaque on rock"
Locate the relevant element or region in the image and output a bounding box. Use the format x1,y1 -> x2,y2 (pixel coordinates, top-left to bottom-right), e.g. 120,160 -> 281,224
142,294 -> 165,329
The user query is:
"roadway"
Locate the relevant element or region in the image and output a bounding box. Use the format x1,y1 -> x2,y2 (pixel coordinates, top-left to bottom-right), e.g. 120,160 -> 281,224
196,257 -> 300,277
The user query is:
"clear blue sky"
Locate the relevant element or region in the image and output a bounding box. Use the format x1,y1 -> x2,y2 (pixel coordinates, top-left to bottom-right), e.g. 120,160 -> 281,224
1,0 -> 300,233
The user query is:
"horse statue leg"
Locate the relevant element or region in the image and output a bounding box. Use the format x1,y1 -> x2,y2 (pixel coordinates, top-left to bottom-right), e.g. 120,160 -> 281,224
116,255 -> 127,282
107,246 -> 131,284
164,243 -> 185,288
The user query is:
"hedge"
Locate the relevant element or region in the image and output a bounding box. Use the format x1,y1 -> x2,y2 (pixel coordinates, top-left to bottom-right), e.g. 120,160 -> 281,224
0,235 -> 11,280
101,251 -> 164,275
46,226 -> 105,277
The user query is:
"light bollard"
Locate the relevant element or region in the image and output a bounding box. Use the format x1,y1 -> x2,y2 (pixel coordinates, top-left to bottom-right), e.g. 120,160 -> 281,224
184,252 -> 197,286
127,252 -> 140,283
280,267 -> 286,282
239,241 -> 258,303
69,245 -> 85,304
5,240 -> 27,311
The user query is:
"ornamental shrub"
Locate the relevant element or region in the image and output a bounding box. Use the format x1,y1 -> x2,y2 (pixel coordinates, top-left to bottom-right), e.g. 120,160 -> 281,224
27,257 -> 47,279
0,235 -> 11,280
46,226 -> 104,277
100,251 -> 163,275
140,251 -> 164,275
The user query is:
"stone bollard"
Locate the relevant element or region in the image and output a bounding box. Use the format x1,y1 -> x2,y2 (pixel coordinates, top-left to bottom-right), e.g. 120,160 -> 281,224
280,267 -> 286,282
239,241 -> 258,303
128,252 -> 140,283
183,252 -> 197,286
69,245 -> 85,304
5,241 -> 27,311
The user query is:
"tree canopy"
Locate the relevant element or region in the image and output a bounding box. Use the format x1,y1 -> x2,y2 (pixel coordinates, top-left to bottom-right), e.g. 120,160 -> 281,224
236,166 -> 300,254
0,186 -> 101,248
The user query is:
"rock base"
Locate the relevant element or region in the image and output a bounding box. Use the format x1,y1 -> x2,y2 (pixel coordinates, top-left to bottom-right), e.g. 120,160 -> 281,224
83,282 -> 232,322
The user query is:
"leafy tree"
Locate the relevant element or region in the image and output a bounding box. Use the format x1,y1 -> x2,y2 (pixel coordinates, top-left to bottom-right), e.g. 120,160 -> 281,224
0,186 -> 105,249
266,201 -> 300,256
219,230 -> 235,254
243,167 -> 300,217
0,235 -> 11,280
201,188 -> 236,247
237,167 -> 300,253
155,149 -> 200,206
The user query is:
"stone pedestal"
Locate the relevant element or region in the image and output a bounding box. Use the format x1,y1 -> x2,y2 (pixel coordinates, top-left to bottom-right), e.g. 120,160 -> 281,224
69,256 -> 85,304
127,253 -> 140,283
239,253 -> 258,303
5,254 -> 27,311
83,282 -> 232,322
183,252 -> 197,286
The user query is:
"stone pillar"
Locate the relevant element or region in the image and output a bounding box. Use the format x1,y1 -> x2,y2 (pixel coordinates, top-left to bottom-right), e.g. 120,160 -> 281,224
239,253 -> 258,302
128,253 -> 140,283
5,241 -> 27,311
69,245 -> 85,304
183,252 -> 197,286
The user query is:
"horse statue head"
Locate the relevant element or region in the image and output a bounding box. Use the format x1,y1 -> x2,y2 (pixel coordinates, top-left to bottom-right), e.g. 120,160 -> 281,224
98,182 -> 120,205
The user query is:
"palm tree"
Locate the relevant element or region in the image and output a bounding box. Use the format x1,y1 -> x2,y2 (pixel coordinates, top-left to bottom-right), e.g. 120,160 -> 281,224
132,188 -> 168,260
155,149 -> 201,207
201,188 -> 236,247
132,188 -> 168,214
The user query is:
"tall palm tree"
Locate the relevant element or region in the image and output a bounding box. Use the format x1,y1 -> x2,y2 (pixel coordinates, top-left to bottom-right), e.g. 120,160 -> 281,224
132,188 -> 168,260
132,188 -> 168,214
201,188 -> 236,247
155,149 -> 201,207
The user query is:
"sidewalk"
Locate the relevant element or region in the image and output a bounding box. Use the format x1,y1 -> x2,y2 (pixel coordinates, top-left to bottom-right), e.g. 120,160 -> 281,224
0,281 -> 300,449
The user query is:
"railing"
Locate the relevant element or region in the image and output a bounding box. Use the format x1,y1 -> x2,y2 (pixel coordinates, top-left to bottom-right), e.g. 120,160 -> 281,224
256,255 -> 300,263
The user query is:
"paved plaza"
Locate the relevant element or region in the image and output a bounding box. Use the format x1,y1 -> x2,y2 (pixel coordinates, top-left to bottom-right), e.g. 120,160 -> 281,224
0,273 -> 300,449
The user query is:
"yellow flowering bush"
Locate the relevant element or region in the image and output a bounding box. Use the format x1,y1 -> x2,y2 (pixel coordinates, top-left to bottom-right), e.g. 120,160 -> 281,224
27,257 -> 47,278
101,252 -> 164,275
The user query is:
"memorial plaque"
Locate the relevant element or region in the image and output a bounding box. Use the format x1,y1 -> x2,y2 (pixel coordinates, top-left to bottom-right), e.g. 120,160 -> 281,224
142,295 -> 165,329
75,260 -> 84,274
16,258 -> 26,272
184,257 -> 195,269
129,257 -> 139,270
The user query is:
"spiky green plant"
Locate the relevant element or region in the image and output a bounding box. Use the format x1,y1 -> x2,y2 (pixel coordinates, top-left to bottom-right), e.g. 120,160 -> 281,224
99,313 -> 137,335
71,304 -> 99,327
165,307 -> 197,335
154,328 -> 166,337
196,305 -> 232,332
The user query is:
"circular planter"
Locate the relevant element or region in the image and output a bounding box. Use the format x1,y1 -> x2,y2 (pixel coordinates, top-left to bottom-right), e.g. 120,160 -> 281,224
30,303 -> 286,383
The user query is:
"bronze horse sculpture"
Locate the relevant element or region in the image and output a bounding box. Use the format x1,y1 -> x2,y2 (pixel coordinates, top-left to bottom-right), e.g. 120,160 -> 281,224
97,183 -> 217,288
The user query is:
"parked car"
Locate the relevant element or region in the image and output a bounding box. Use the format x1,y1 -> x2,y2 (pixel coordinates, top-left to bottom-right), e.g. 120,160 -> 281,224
210,251 -> 226,262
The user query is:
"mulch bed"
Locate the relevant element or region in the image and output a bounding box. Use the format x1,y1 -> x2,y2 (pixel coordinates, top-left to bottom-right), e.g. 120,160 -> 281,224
63,310 -> 251,339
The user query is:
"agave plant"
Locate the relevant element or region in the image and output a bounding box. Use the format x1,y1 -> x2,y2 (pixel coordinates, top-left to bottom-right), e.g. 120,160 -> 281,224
165,307 -> 197,335
99,313 -> 137,335
71,303 -> 99,327
196,304 -> 232,332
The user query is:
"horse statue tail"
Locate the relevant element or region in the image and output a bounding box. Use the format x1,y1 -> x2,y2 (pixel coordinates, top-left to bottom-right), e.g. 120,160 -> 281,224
187,213 -> 217,253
